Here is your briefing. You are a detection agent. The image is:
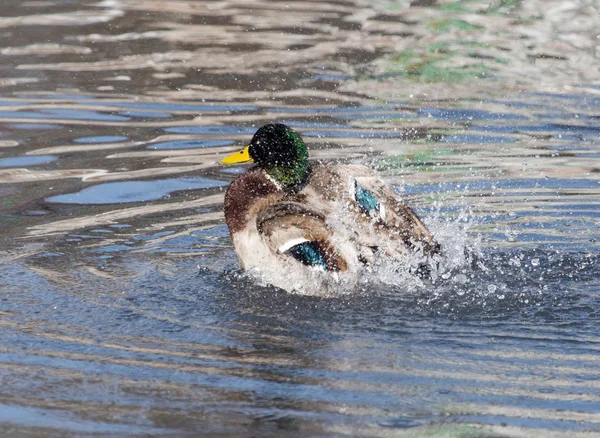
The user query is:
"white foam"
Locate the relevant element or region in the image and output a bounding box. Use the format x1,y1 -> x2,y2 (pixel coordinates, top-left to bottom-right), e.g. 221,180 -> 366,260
240,202 -> 478,298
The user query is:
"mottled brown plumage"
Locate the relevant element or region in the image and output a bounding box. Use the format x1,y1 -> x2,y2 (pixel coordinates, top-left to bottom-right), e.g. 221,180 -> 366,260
224,168 -> 280,235
221,123 -> 439,294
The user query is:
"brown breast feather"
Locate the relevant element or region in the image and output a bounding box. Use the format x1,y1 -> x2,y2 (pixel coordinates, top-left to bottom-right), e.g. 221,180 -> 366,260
224,168 -> 281,235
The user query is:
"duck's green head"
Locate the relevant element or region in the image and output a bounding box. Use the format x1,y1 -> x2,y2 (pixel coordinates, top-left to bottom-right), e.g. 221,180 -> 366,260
220,123 -> 310,189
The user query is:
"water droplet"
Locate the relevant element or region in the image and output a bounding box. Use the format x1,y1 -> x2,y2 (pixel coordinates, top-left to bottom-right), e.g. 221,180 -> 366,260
487,284 -> 497,293
508,257 -> 521,267
453,274 -> 467,284
531,258 -> 540,266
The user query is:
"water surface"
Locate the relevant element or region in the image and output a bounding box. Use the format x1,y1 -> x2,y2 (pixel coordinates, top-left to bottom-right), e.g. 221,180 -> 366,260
1,0 -> 599,437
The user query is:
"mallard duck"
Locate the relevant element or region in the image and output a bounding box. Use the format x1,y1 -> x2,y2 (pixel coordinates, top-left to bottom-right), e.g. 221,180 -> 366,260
220,123 -> 439,294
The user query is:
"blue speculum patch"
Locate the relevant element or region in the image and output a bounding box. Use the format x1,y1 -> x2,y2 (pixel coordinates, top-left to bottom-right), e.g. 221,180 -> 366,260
354,181 -> 379,215
286,241 -> 328,269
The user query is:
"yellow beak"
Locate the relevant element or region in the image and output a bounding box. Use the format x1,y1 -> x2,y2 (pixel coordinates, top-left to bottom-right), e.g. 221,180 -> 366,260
219,145 -> 253,165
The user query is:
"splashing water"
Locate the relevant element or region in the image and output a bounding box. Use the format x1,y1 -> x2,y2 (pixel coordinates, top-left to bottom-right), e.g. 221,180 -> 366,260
228,195 -> 598,322
232,201 -> 476,298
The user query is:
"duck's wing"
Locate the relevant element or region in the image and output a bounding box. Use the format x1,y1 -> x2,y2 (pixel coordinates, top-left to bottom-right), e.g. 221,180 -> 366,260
256,202 -> 349,271
354,178 -> 438,254
313,164 -> 439,256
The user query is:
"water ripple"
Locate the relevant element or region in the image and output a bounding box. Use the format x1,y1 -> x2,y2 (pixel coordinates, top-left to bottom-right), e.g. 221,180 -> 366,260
0,0 -> 599,436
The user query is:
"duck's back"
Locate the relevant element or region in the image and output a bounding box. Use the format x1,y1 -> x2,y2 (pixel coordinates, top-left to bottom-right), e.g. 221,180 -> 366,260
303,163 -> 439,260
223,163 -> 438,292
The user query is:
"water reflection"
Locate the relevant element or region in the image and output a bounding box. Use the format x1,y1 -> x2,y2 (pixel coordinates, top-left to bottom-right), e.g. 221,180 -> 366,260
75,135 -> 128,143
46,176 -> 228,204
147,139 -> 234,150
0,155 -> 56,167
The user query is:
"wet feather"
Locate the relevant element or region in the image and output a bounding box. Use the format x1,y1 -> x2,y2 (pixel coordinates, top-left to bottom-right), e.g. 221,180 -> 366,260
221,123 -> 439,294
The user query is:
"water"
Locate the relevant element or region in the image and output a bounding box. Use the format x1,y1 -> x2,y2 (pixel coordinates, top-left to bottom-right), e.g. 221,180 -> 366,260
1,0 -> 599,436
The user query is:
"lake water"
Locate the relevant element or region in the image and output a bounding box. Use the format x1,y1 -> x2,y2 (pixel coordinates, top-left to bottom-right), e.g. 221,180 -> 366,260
1,0 -> 600,436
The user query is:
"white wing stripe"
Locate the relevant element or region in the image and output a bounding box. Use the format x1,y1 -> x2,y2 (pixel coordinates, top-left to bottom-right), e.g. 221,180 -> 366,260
278,237 -> 309,253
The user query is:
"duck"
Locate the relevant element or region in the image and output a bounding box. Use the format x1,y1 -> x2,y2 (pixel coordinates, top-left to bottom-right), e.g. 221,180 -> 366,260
220,123 -> 439,295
